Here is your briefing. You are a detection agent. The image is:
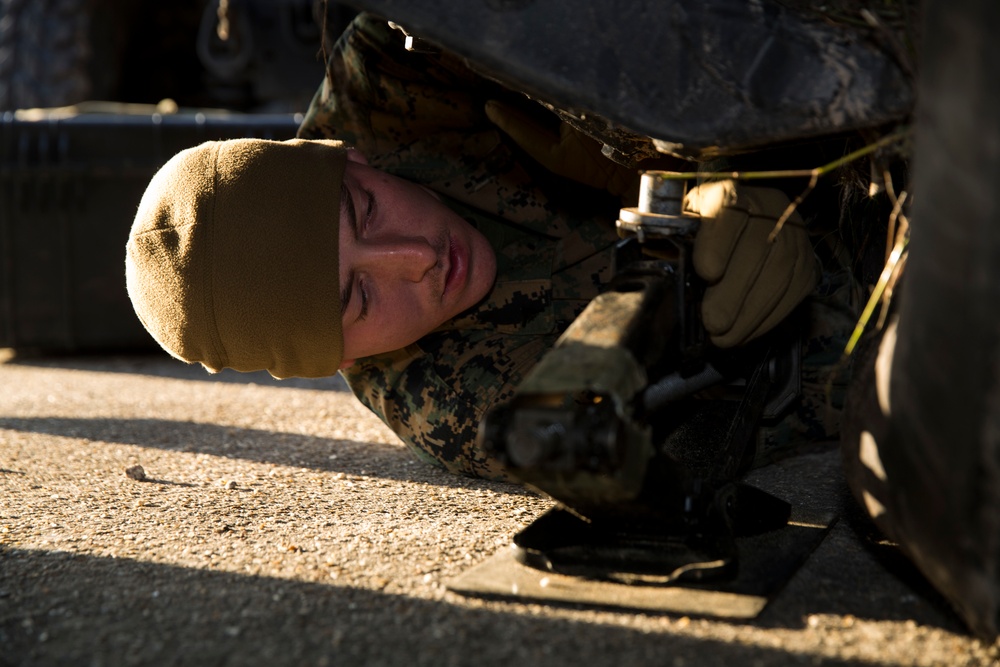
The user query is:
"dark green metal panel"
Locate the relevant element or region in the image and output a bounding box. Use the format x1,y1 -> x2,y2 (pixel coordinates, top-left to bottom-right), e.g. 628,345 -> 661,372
0,110 -> 300,350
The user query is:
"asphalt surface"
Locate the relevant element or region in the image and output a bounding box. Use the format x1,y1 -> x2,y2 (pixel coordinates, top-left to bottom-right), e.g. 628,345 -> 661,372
1,348 -> 997,666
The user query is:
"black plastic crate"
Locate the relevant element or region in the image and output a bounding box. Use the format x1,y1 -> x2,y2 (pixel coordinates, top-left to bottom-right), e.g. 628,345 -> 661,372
0,108 -> 301,350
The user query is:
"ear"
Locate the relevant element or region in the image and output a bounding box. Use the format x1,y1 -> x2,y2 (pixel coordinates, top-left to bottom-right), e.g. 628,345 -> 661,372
338,358 -> 356,370
346,148 -> 368,166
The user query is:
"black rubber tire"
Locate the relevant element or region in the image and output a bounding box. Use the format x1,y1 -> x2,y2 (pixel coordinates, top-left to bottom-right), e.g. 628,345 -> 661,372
0,0 -> 93,109
842,0 -> 1000,641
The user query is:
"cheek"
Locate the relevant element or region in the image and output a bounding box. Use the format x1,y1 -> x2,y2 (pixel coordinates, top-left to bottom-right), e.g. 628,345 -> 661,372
373,294 -> 435,350
470,233 -> 498,296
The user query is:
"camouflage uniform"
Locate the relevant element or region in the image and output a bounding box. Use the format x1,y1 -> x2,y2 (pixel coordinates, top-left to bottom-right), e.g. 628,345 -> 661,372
298,14 -> 857,480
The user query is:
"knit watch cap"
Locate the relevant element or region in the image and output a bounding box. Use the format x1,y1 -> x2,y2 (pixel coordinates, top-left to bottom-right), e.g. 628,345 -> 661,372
125,137 -> 347,379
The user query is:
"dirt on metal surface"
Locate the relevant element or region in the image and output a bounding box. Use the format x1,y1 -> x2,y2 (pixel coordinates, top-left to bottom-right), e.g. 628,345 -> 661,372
0,350 -> 996,666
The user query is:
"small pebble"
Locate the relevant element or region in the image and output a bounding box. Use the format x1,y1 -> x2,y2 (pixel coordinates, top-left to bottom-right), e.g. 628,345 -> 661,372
125,465 -> 147,481
225,480 -> 238,490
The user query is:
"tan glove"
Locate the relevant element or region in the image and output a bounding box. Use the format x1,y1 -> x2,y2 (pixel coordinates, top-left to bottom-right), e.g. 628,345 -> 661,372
685,180 -> 819,348
485,99 -> 639,199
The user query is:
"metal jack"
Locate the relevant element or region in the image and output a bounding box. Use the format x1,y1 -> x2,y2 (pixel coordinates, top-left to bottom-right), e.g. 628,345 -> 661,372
453,170 -> 831,619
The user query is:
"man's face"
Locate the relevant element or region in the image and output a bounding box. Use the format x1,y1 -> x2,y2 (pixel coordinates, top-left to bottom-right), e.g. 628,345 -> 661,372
337,151 -> 497,366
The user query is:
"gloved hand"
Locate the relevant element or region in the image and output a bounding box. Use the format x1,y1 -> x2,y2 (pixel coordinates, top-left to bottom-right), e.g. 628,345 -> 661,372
485,99 -> 640,199
685,180 -> 819,348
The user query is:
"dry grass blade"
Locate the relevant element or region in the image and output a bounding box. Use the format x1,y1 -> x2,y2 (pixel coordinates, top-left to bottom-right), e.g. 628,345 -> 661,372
843,226 -> 908,359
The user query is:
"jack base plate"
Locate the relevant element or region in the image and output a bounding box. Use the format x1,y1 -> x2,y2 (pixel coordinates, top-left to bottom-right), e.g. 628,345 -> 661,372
447,505 -> 836,619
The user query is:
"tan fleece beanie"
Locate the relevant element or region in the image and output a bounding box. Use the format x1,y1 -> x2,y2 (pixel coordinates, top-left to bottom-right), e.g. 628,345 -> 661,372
125,138 -> 347,379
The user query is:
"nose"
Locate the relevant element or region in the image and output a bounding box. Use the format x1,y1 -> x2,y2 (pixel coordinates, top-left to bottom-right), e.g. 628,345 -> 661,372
359,237 -> 438,282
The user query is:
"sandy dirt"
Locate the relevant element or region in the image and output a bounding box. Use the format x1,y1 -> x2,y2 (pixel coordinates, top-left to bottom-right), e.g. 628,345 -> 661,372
0,350 -> 996,666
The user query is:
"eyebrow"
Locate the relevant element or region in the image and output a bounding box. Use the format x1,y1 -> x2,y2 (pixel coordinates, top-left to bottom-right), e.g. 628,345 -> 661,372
340,181 -> 358,316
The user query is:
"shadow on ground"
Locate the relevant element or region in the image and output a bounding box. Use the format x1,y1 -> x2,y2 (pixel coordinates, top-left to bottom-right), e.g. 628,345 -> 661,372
0,416 -> 974,630
0,546 -> 880,667
3,350 -> 350,391
0,415 -> 528,494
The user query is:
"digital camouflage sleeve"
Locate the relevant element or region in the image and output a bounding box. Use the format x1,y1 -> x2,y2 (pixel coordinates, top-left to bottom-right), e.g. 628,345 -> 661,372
297,14 -> 625,480
297,14 -> 858,480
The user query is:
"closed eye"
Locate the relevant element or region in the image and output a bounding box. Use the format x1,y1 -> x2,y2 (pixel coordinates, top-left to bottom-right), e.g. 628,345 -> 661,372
361,187 -> 376,231
357,278 -> 370,322
355,187 -> 375,323
339,181 -> 356,317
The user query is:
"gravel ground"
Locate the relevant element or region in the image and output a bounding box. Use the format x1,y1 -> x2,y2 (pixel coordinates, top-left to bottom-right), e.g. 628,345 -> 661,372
1,349 -> 997,666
